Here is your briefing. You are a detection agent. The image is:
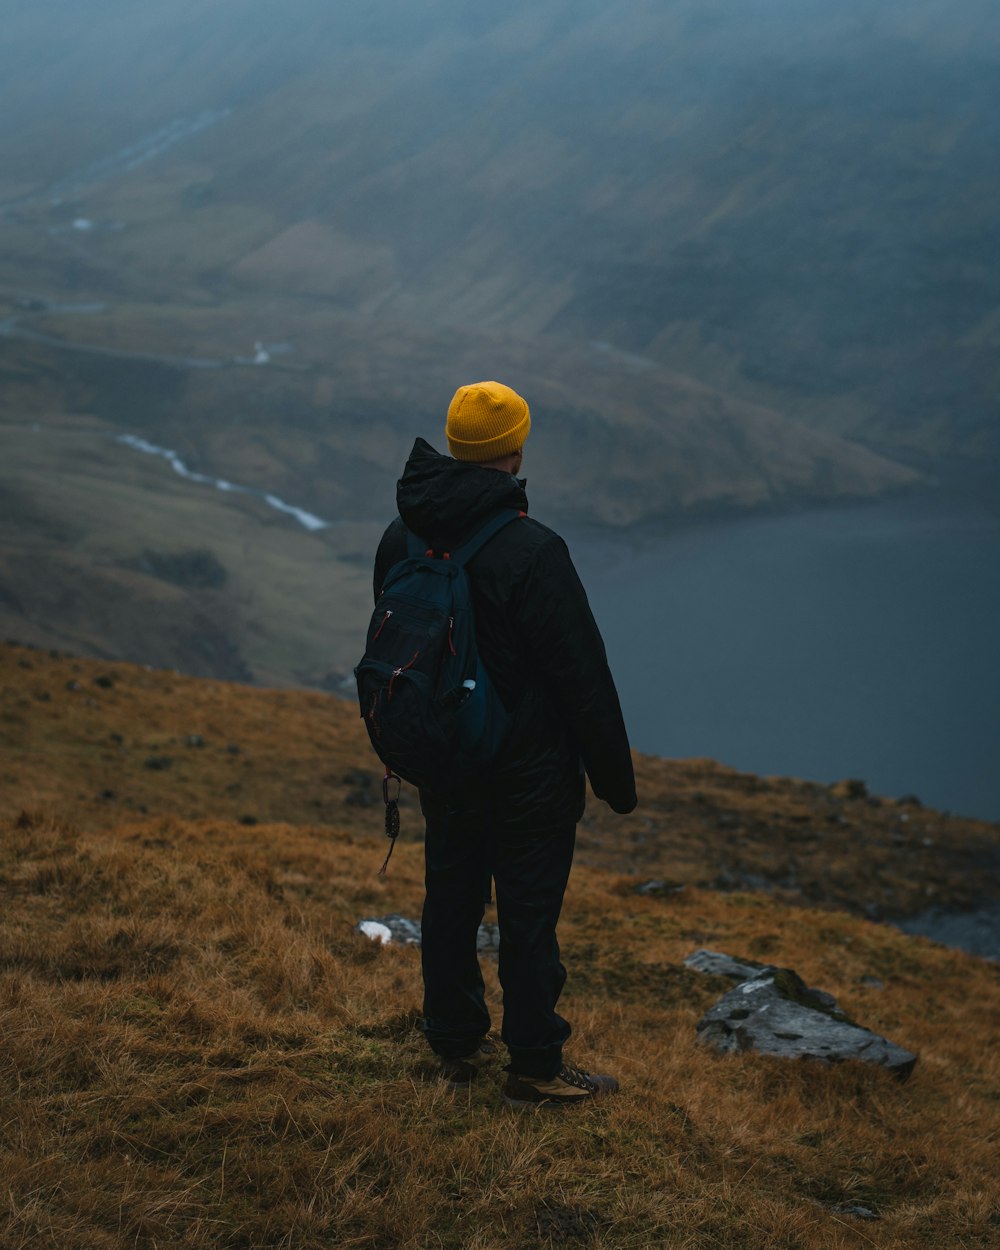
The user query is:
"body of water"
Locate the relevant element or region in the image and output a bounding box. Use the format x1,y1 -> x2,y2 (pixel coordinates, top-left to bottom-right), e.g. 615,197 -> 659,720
576,494 -> 1000,823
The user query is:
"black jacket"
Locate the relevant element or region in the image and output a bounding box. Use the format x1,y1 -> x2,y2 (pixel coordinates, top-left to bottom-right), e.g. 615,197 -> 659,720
374,438 -> 636,833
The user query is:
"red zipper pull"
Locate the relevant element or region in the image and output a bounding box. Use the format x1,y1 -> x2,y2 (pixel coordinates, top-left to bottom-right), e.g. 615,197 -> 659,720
388,651 -> 420,700
374,609 -> 393,640
447,616 -> 456,655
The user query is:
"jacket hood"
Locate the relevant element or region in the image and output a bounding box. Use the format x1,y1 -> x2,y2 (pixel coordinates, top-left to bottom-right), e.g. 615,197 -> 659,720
396,437 -> 529,547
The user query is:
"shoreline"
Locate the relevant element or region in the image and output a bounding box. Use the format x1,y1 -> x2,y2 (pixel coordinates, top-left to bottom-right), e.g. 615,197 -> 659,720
561,473 -> 996,565
894,904 -> 1000,963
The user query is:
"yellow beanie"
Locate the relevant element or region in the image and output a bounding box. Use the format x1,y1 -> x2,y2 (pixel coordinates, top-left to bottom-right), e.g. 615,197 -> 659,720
446,380 -> 531,462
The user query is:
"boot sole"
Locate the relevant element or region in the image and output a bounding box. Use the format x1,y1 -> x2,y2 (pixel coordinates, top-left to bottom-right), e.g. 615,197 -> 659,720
503,1093 -> 591,1108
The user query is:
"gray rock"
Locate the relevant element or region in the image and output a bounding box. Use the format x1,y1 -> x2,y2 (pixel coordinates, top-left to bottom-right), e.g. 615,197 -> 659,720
693,961 -> 917,1077
477,922 -> 500,955
634,879 -> 685,897
684,949 -> 767,981
831,1204 -> 880,1220
356,913 -> 500,958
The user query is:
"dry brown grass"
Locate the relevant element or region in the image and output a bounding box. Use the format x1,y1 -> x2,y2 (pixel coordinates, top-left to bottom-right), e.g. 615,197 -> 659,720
1,811 -> 998,1249
1,641 -> 998,1248
2,641 -> 995,920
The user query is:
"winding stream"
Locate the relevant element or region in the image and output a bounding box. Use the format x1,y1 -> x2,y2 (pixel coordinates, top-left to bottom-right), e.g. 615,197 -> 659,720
115,434 -> 331,532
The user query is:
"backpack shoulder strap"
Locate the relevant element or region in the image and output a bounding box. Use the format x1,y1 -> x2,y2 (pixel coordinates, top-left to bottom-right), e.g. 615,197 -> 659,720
451,508 -> 524,567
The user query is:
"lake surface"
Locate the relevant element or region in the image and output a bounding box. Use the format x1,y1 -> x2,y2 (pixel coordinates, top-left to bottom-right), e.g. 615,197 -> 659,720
575,494 -> 1000,822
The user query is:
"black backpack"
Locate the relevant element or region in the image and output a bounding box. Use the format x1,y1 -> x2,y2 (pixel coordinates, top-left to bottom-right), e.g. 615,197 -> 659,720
355,509 -> 522,793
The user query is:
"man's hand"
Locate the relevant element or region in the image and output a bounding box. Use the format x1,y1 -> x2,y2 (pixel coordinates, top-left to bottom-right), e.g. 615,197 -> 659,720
604,791 -> 637,815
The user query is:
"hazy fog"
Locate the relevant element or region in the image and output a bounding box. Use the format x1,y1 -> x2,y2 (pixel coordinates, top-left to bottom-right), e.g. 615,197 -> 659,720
3,0 -> 998,486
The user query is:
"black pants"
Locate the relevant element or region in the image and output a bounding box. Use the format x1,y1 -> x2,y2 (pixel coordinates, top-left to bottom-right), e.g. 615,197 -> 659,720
420,810 -> 576,1080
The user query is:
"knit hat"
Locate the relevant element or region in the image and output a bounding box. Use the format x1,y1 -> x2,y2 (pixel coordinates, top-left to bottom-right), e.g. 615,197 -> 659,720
446,380 -> 531,462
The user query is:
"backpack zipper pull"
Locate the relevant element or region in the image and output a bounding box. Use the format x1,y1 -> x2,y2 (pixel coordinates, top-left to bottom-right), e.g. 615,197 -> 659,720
387,650 -> 419,700
374,609 -> 393,640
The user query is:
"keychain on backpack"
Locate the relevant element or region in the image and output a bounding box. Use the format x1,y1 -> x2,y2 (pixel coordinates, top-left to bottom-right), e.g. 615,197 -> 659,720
378,767 -> 402,877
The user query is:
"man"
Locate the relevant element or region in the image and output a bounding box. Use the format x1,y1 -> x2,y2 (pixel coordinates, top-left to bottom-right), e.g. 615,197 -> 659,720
373,380 -> 636,1106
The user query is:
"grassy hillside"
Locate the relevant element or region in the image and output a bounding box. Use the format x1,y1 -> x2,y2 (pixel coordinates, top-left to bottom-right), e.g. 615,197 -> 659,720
0,412 -> 382,687
3,642 -> 997,922
1,641 -> 998,1247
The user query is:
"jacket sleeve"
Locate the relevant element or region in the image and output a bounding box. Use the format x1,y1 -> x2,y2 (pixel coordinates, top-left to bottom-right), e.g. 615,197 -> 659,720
516,533 -> 637,814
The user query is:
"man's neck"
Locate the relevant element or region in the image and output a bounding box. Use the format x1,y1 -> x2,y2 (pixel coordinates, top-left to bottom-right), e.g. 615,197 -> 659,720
474,451 -> 522,475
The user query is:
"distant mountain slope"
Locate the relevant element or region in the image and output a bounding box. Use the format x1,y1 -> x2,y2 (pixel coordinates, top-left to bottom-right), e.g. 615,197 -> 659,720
3,2 -> 996,678
0,414 -> 378,687
0,304 -> 918,529
2,0 -> 996,486
0,367 -> 914,688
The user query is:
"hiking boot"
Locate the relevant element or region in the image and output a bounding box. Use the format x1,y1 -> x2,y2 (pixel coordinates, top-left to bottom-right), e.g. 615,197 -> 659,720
503,1061 -> 620,1107
438,1037 -> 499,1087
